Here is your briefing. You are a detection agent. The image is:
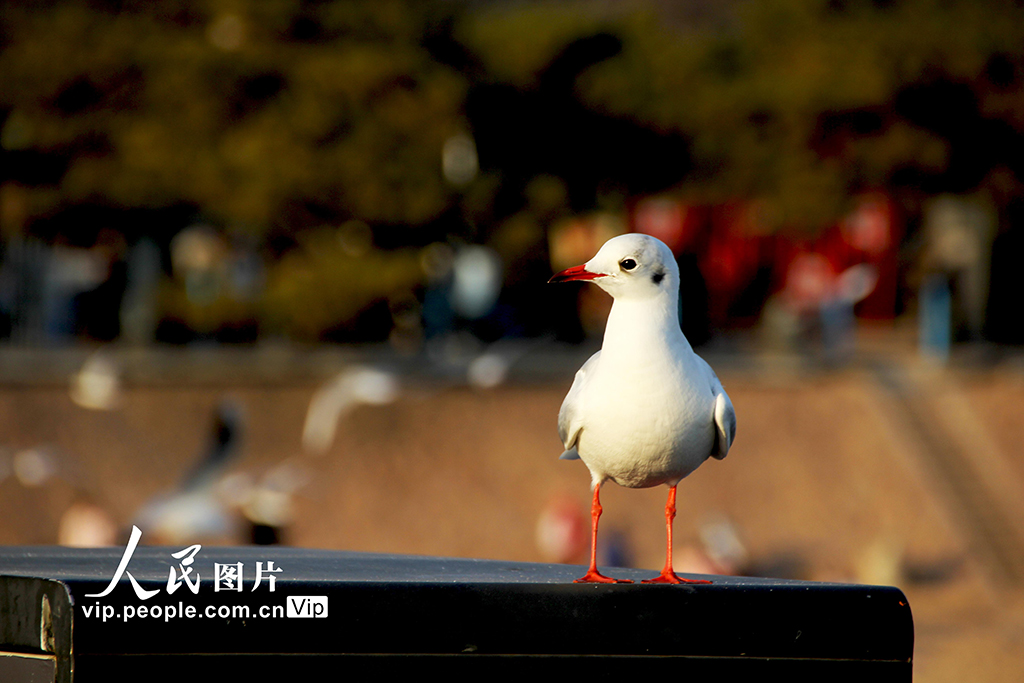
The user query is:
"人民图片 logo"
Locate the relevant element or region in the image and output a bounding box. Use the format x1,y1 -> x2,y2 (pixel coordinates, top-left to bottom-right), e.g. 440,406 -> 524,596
79,526 -> 322,622
86,526 -> 282,599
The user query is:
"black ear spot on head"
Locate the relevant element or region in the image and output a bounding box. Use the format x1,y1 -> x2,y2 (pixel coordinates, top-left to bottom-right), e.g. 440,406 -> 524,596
651,270 -> 665,285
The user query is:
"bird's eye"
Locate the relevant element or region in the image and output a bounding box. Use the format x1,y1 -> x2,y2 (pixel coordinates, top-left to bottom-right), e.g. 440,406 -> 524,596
620,258 -> 637,271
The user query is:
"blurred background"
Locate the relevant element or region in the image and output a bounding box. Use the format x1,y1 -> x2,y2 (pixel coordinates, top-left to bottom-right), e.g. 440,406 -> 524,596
2,0 -> 1024,679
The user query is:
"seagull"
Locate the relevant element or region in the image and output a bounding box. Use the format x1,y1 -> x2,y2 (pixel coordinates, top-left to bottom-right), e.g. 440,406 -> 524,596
549,233 -> 736,584
133,399 -> 244,544
302,366 -> 399,455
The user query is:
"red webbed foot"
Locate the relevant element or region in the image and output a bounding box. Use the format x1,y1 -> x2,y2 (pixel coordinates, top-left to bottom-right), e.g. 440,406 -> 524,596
574,568 -> 634,584
641,570 -> 712,585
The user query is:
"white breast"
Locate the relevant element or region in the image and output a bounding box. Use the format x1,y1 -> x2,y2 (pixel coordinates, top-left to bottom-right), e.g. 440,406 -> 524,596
575,346 -> 715,488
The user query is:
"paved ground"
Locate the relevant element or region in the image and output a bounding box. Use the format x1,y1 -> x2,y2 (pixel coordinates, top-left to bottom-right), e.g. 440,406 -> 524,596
0,342 -> 1023,679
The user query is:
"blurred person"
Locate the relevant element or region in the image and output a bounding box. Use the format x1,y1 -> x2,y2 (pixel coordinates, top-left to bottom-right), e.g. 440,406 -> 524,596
917,196 -> 996,355
536,494 -> 588,565
73,227 -> 128,342
43,240 -> 104,342
119,237 -> 162,345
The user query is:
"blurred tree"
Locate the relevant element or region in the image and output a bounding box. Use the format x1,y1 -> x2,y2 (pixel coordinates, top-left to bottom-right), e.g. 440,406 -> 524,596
572,0 -> 1024,231
263,225 -> 422,342
6,0 -> 1024,340
455,6 -> 693,219
7,0 -> 1024,238
0,0 -> 467,235
0,0 -> 468,340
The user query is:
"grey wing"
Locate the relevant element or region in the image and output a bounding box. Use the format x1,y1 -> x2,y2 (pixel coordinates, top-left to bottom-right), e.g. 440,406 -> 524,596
557,351 -> 600,460
697,356 -> 736,460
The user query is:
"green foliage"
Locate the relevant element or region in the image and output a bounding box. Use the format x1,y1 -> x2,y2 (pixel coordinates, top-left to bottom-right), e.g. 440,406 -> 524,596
456,2 -> 609,87
6,0 -> 1024,238
575,0 -> 1024,230
263,226 -> 423,340
0,0 -> 466,232
6,0 -> 1024,338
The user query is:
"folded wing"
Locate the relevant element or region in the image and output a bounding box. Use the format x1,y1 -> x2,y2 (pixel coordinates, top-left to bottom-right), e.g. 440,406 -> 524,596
697,356 -> 736,460
557,351 -> 601,460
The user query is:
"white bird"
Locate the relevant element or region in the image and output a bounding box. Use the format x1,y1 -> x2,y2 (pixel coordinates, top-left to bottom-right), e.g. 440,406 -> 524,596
302,366 -> 399,455
134,400 -> 244,544
549,233 -> 736,584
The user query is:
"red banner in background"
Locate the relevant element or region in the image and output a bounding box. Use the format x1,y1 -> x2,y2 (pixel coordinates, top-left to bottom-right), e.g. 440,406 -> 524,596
632,197 -> 705,253
840,194 -> 901,319
629,193 -> 903,327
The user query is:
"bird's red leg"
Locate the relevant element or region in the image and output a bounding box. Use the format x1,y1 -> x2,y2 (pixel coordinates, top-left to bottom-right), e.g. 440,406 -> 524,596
575,484 -> 632,583
643,485 -> 712,585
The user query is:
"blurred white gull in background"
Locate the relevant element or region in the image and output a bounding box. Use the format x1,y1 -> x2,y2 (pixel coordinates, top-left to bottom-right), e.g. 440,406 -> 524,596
133,399 -> 244,544
69,350 -> 122,410
12,446 -> 59,487
302,365 -> 399,455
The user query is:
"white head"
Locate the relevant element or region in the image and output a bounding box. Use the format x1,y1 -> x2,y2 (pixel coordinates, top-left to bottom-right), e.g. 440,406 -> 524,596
549,233 -> 679,302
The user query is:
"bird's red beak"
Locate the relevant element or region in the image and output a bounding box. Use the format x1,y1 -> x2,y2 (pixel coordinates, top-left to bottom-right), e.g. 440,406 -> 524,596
548,264 -> 606,283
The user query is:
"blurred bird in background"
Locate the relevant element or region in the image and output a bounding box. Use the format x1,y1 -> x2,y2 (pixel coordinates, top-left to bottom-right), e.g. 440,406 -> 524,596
302,365 -> 399,455
133,399 -> 244,545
